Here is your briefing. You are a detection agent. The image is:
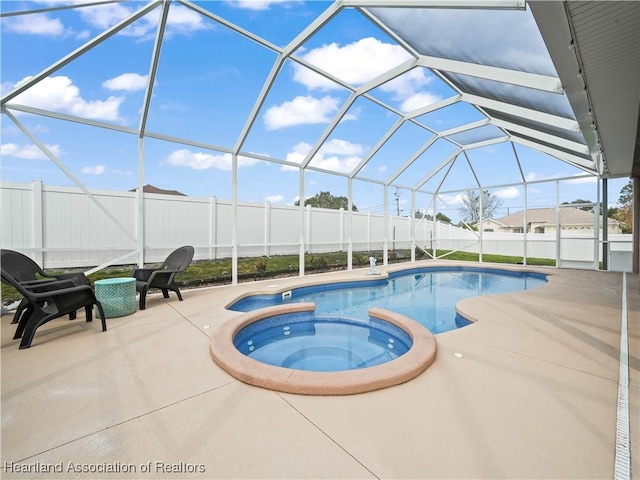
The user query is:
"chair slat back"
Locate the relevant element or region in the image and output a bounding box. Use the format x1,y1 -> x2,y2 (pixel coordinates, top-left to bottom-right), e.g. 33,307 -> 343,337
0,250 -> 45,282
162,246 -> 194,272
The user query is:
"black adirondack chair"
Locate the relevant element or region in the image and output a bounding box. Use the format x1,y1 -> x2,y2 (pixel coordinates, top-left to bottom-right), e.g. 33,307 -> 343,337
1,249 -> 88,325
1,268 -> 106,349
132,246 -> 194,310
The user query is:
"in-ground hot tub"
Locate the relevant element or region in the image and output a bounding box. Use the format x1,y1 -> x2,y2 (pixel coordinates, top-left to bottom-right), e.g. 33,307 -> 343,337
210,303 -> 437,395
234,311 -> 412,371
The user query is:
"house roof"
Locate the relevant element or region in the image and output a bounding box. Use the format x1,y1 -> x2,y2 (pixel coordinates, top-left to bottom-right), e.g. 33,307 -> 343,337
490,207 -> 618,227
129,184 -> 186,196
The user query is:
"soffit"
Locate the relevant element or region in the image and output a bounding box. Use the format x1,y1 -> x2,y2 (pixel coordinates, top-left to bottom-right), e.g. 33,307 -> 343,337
529,0 -> 640,178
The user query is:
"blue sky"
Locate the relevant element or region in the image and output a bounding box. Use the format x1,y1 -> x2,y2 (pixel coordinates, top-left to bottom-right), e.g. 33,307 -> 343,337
0,0 -> 629,222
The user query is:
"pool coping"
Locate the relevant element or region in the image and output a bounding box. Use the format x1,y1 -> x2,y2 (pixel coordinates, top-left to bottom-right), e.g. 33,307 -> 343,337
210,302 -> 437,395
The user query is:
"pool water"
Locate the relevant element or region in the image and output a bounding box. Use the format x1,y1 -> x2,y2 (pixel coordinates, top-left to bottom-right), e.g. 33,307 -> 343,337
230,267 -> 547,334
233,312 -> 412,372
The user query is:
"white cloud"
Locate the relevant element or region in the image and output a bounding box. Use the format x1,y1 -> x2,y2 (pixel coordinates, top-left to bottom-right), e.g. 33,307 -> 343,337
398,91 -> 443,113
75,29 -> 91,40
3,13 -> 65,36
76,2 -> 134,30
70,2 -> 208,39
263,95 -> 339,130
292,39 -> 441,113
10,76 -> 124,122
281,138 -> 364,174
320,138 -> 364,157
1,143 -> 61,160
379,68 -> 442,113
165,4 -> 211,36
0,81 -> 14,96
566,174 -> 597,184
525,172 -> 539,182
311,154 -> 361,173
164,149 -> 258,171
82,165 -> 105,175
33,124 -> 50,134
312,138 -> 363,173
293,37 -> 412,90
381,68 -> 432,96
494,186 -> 520,199
102,73 -> 148,92
265,195 -> 283,203
281,142 -> 310,171
226,0 -> 296,11
438,193 -> 466,206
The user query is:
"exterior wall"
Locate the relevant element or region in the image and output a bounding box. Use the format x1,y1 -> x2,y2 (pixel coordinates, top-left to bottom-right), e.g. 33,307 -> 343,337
483,215 -> 621,235
480,219 -> 504,232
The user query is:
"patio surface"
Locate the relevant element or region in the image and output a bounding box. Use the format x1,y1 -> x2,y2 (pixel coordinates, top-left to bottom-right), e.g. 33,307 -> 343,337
1,260 -> 638,479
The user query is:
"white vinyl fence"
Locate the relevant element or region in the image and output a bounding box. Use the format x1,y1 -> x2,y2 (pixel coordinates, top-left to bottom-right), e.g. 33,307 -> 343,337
1,181 -> 633,272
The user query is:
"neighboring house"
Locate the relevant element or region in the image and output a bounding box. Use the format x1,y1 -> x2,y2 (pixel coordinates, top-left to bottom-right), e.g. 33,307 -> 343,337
128,184 -> 186,196
481,207 -> 621,234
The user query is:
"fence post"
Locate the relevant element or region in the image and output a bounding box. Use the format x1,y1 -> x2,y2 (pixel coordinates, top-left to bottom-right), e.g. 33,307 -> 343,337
347,179 -> 352,270
383,186 -> 389,265
32,180 -> 44,267
264,200 -> 271,257
339,207 -> 344,252
367,211 -> 371,252
306,204 -> 311,255
523,185 -> 528,266
299,171 -> 306,275
555,180 -> 561,268
210,196 -> 217,260
479,190 -> 483,263
410,190 -> 416,262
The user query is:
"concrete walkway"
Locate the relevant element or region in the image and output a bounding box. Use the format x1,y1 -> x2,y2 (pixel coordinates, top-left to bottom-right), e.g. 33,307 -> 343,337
1,261 -> 638,479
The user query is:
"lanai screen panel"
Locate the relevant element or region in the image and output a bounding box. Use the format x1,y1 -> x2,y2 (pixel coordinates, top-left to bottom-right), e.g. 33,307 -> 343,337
368,3 -> 595,179
369,6 -> 557,76
484,109 -> 588,146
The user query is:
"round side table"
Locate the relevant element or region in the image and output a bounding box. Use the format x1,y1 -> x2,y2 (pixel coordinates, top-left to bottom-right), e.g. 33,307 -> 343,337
95,278 -> 137,318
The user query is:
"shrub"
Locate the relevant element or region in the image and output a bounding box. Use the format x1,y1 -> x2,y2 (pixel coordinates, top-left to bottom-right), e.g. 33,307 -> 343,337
309,256 -> 328,271
255,260 -> 267,276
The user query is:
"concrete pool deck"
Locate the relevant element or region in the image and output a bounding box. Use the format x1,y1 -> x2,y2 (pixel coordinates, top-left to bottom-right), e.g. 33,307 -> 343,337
1,260 -> 638,479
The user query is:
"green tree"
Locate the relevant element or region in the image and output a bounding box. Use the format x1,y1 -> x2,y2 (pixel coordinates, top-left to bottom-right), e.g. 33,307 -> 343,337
436,212 -> 452,223
562,199 -> 595,212
414,210 -> 451,223
619,180 -> 633,205
294,191 -> 358,211
414,209 -> 432,220
612,180 -> 633,233
459,189 -> 503,225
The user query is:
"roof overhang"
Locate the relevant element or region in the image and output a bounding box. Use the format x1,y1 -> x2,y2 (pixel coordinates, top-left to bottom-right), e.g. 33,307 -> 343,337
529,0 -> 640,179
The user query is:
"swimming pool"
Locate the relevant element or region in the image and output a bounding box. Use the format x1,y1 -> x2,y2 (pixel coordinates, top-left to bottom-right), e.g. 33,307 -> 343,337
229,266 -> 547,334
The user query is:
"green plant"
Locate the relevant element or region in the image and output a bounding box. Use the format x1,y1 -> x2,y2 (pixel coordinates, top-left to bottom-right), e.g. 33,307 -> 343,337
309,255 -> 328,271
353,254 -> 368,266
255,259 -> 267,276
